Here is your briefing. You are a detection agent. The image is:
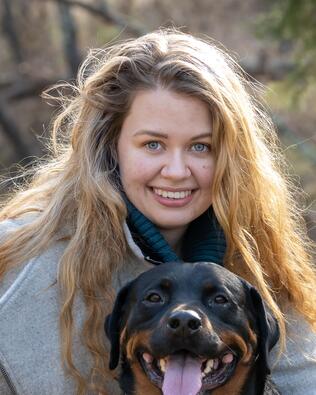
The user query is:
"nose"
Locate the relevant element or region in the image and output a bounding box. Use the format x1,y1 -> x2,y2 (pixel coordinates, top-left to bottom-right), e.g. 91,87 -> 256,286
167,310 -> 202,336
160,151 -> 191,179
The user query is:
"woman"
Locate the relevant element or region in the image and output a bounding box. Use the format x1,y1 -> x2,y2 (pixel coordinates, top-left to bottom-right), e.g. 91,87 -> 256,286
0,29 -> 315,395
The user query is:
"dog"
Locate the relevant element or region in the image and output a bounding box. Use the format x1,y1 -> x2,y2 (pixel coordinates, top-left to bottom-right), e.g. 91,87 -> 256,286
105,262 -> 280,395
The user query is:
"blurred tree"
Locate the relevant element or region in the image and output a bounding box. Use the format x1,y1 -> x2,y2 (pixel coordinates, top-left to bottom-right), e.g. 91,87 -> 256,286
2,0 -> 23,63
0,0 -> 144,166
44,0 -> 144,36
58,2 -> 81,75
257,0 -> 316,98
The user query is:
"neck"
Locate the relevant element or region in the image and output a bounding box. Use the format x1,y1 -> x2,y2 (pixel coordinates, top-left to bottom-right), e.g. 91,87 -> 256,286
158,226 -> 188,256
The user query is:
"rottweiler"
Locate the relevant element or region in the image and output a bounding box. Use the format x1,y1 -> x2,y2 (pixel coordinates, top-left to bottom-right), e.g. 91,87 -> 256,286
105,262 -> 280,395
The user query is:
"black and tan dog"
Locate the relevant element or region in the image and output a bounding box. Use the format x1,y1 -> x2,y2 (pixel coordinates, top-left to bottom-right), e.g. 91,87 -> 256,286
105,262 -> 280,395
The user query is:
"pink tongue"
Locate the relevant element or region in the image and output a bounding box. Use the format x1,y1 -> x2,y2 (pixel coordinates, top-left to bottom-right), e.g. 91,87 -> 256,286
162,354 -> 202,395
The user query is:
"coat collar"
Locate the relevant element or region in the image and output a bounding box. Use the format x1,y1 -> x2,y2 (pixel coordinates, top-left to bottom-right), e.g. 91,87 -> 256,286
123,197 -> 226,265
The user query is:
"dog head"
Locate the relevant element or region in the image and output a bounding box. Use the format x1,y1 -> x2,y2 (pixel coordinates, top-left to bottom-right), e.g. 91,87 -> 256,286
105,262 -> 279,395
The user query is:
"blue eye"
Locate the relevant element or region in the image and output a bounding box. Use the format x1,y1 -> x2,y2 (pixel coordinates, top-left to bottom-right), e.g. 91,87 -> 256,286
191,143 -> 209,152
146,141 -> 161,151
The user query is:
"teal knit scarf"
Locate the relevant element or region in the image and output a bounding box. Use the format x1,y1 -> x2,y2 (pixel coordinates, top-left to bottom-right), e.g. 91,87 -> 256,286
124,197 -> 226,265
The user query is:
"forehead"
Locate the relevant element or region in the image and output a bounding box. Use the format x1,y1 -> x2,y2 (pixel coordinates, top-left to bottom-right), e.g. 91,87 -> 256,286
120,88 -> 212,139
134,263 -> 244,294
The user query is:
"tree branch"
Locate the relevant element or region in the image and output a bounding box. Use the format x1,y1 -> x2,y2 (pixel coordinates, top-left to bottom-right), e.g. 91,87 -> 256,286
2,78 -> 62,101
42,0 -> 146,36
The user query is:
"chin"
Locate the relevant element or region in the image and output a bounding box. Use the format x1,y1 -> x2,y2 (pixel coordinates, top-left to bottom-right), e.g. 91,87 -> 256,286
151,217 -> 191,231
148,210 -> 195,228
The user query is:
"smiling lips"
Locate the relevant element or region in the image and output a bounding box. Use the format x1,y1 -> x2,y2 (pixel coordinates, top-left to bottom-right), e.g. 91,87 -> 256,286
152,187 -> 195,207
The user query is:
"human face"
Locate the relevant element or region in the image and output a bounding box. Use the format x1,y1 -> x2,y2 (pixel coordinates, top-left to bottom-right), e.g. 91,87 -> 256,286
117,88 -> 215,240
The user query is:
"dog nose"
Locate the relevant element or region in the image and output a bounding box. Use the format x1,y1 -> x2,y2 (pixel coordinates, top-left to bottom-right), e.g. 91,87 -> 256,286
167,310 -> 202,336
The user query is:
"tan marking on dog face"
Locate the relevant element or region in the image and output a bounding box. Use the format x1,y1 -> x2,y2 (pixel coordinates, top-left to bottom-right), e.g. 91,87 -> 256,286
120,326 -> 127,346
132,362 -> 161,395
210,326 -> 258,394
203,316 -> 214,334
123,329 -> 161,395
211,363 -> 252,395
244,322 -> 258,362
218,326 -> 257,364
125,329 -> 152,361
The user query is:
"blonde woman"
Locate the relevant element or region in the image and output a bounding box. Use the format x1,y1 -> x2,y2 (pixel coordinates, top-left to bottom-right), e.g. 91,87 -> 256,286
0,29 -> 315,395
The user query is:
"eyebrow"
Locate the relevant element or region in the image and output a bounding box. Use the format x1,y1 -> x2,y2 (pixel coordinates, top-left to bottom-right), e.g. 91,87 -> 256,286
133,130 -> 211,140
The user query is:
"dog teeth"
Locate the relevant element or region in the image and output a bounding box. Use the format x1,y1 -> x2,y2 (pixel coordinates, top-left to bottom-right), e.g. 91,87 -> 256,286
206,359 -> 214,370
203,358 -> 219,374
203,358 -> 218,375
222,353 -> 234,364
204,359 -> 214,374
143,353 -> 153,364
159,358 -> 166,373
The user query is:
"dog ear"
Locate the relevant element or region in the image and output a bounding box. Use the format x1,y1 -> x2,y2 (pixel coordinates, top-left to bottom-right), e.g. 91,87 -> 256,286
241,284 -> 280,394
105,282 -> 133,370
248,287 -> 279,370
247,285 -> 279,395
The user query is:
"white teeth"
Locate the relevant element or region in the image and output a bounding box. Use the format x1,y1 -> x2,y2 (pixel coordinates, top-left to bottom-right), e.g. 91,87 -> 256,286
153,188 -> 192,199
201,355 -> 233,377
143,354 -> 166,373
203,359 -> 214,374
159,358 -> 166,373
203,358 -> 220,375
206,359 -> 214,370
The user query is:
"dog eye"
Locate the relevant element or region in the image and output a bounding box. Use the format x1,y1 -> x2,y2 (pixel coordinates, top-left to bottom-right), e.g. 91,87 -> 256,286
214,295 -> 228,304
145,293 -> 163,303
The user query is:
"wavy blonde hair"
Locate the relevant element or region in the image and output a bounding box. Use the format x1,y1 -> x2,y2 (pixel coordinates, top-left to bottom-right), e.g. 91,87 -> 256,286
0,29 -> 315,394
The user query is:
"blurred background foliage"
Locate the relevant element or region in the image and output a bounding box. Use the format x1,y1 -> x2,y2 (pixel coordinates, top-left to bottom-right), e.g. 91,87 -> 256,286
0,0 -> 315,238
257,0 -> 316,99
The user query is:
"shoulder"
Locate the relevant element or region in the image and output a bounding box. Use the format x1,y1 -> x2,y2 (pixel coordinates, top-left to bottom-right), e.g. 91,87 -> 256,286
0,216 -> 34,297
270,307 -> 316,394
0,215 -> 68,303
0,215 -> 33,238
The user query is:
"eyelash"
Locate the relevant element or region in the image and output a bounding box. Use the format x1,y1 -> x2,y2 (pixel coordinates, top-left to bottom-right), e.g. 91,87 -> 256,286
144,141 -> 211,152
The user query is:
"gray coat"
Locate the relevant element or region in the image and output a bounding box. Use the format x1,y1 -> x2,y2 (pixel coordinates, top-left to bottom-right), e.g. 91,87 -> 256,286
0,217 -> 316,395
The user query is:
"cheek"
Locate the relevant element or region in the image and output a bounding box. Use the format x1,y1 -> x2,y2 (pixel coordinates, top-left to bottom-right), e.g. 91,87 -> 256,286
120,157 -> 154,189
197,158 -> 215,188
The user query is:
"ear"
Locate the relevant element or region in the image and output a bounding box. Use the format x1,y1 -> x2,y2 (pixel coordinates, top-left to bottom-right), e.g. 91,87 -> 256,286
248,286 -> 279,374
104,282 -> 133,370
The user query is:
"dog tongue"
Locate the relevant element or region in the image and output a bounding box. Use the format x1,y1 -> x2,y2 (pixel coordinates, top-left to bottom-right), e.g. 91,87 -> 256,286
162,354 -> 202,395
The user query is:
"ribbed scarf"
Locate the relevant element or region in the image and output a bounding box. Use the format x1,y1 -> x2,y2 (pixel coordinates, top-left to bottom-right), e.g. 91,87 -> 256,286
124,197 -> 226,266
